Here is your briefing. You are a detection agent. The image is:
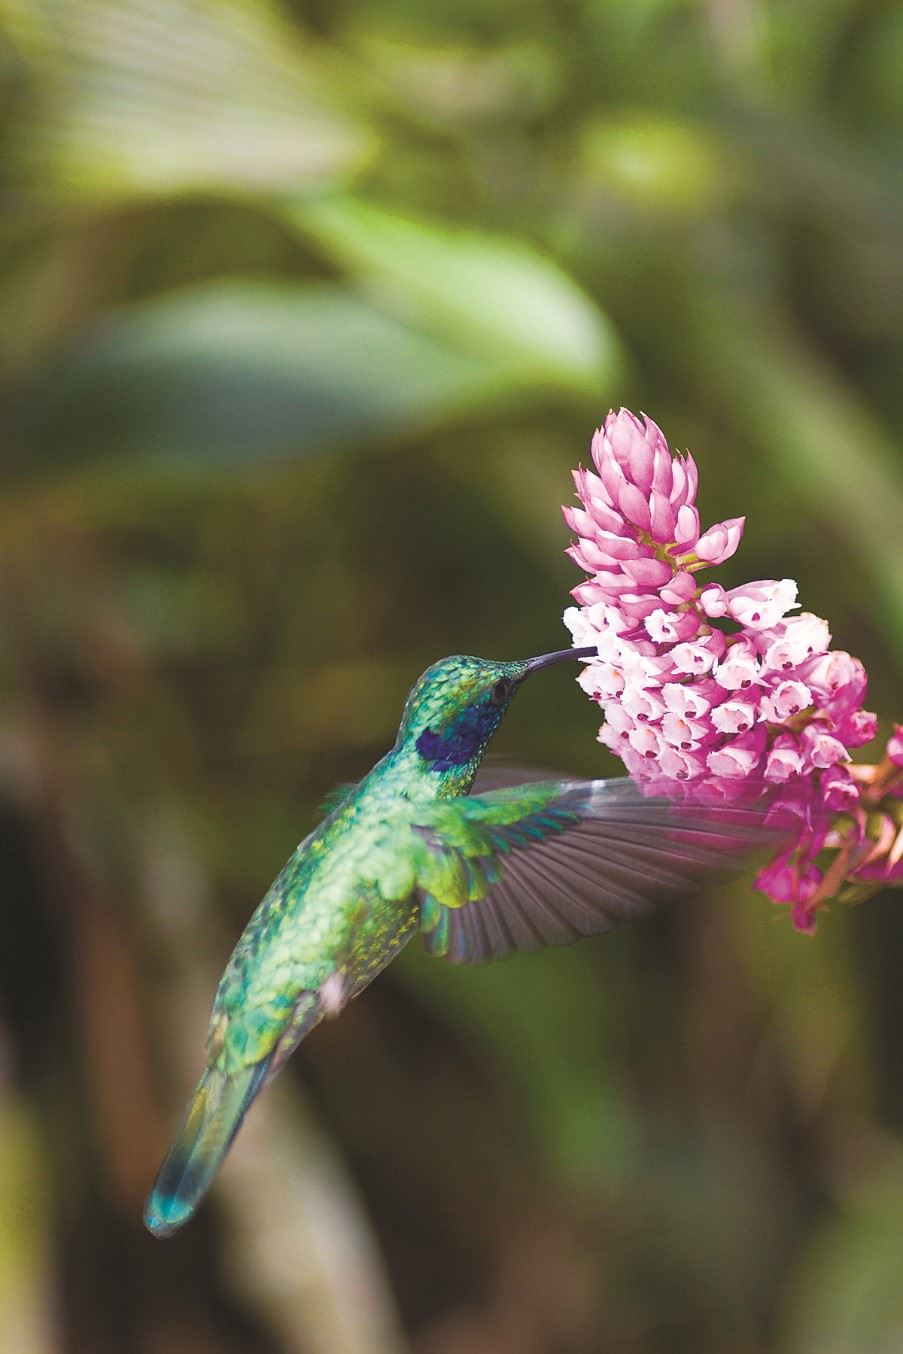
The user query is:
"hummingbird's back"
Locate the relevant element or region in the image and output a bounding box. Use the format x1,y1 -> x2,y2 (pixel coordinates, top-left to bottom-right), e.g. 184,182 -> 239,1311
208,765 -> 425,1076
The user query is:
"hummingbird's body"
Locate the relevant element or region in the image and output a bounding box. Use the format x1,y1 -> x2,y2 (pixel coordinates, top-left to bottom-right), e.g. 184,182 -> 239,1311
146,648 -> 776,1237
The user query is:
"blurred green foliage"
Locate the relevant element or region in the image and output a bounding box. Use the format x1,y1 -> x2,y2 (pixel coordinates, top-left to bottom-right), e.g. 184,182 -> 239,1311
0,0 -> 901,1350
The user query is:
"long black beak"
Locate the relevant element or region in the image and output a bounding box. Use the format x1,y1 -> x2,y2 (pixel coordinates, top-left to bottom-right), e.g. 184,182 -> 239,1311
523,645 -> 596,677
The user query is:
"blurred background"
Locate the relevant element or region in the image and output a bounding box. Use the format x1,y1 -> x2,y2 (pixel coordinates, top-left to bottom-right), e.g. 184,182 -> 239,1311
1,0 -> 902,1350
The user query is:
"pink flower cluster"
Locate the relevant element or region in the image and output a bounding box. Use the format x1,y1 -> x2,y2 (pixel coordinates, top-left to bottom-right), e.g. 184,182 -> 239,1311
562,408 -> 900,932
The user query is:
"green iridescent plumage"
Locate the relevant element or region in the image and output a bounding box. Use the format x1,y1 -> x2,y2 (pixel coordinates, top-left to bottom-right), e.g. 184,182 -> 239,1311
145,647 -> 779,1237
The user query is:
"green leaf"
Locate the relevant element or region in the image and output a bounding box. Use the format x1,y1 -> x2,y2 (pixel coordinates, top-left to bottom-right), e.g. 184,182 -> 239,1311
7,282 -> 505,472
0,0 -> 370,199
290,197 -> 623,391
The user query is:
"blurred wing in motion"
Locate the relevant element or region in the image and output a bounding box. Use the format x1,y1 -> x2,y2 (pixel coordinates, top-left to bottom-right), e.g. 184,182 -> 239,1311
414,776 -> 788,964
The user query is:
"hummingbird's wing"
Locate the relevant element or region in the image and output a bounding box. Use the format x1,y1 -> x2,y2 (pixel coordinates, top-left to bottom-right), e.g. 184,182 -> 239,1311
412,777 -> 787,964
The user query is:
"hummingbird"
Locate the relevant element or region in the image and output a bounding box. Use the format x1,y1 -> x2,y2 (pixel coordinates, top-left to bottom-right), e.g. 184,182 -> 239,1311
145,645 -> 774,1237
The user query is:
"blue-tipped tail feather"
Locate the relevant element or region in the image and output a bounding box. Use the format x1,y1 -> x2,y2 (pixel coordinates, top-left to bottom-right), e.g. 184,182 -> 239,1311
144,1055 -> 272,1238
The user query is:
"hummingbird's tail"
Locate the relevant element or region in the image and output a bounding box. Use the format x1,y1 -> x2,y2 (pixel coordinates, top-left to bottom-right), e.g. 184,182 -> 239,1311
143,1053 -> 273,1238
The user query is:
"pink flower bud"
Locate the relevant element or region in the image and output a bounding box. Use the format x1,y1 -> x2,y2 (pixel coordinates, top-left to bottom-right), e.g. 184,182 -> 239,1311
800,723 -> 847,770
820,766 -> 860,813
760,679 -> 812,722
658,746 -> 706,781
583,496 -> 627,537
584,601 -> 629,636
765,734 -> 804,783
671,634 -> 724,675
644,609 -> 700,644
573,465 -> 611,508
562,505 -> 596,539
834,708 -> 877,748
576,662 -> 611,699
585,661 -> 627,698
621,557 -> 674,588
592,409 -> 659,493
659,570 -> 697,606
648,491 -> 676,543
587,530 -> 653,562
790,881 -> 823,934
616,592 -> 670,621
668,454 -> 698,510
694,516 -> 745,564
706,727 -> 766,778
616,481 -> 652,531
673,503 -> 700,547
622,685 -> 666,724
598,722 -> 629,752
699,583 -> 727,618
571,580 -> 612,607
799,651 -> 865,706
563,605 -> 601,647
662,683 -> 711,718
711,699 -> 758,734
888,724 -> 903,768
714,639 -> 760,691
597,446 -> 627,504
762,614 -> 831,672
581,569 -> 636,595
628,723 -> 664,761
566,540 -> 623,573
755,850 -> 796,902
661,712 -> 710,750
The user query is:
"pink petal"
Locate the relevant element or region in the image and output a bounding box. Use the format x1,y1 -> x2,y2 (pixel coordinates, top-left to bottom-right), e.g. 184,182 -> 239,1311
570,581 -> 611,606
834,709 -> 877,748
800,724 -> 848,770
628,723 -> 664,761
598,449 -> 628,506
670,636 -> 722,675
695,516 -> 745,564
820,766 -> 860,813
657,746 -> 706,781
660,571 -> 698,606
724,579 -> 798,630
711,699 -> 758,734
587,531 -> 652,562
673,503 -> 700,547
661,712 -> 709,750
669,452 -> 698,509
617,481 -> 652,531
622,685 -> 666,723
621,556 -> 674,588
760,679 -> 812,722
764,734 -> 804,783
574,466 -> 613,510
662,683 -> 711,718
706,728 -> 766,778
699,583 -> 727,618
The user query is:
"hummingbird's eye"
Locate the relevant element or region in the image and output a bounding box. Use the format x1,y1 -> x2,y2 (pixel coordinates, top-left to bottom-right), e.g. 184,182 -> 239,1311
491,678 -> 513,704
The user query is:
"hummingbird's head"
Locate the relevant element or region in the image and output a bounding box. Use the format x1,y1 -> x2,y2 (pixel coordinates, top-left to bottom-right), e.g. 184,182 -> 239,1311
398,647 -> 595,778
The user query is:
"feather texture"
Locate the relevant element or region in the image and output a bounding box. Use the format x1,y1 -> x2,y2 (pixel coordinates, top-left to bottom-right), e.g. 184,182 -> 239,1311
414,776 -> 787,963
144,1055 -> 273,1238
